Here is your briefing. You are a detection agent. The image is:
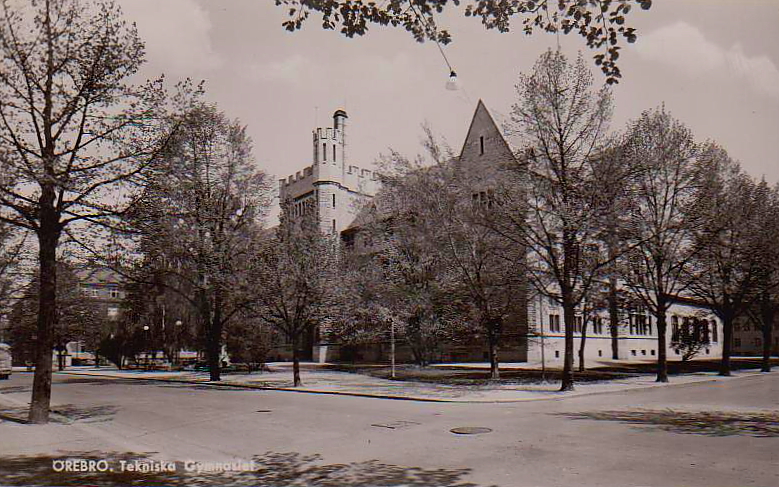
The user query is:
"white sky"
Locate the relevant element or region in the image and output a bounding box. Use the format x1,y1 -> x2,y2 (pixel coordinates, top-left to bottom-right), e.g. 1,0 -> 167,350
118,0 -> 779,220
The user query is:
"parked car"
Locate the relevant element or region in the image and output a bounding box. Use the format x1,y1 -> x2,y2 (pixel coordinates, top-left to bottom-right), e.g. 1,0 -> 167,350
0,343 -> 11,379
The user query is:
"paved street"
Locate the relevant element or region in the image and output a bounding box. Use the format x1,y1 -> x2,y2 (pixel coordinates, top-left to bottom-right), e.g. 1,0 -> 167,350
1,371 -> 778,486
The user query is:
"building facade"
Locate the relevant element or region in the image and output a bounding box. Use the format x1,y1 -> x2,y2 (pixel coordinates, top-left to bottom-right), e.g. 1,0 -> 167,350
279,109 -> 379,235
280,102 -> 725,365
67,267 -> 126,364
529,293 -> 723,364
732,314 -> 779,357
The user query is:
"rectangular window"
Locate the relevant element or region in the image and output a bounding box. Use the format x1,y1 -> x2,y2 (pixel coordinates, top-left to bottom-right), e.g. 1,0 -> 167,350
332,194 -> 336,208
631,350 -> 637,356
711,320 -> 718,342
110,288 -> 119,299
323,143 -> 327,161
333,144 -> 336,162
549,314 -> 561,333
479,136 -> 484,155
332,219 -> 336,233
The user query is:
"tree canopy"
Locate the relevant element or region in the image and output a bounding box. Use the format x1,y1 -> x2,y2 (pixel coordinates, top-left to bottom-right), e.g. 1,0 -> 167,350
274,0 -> 653,83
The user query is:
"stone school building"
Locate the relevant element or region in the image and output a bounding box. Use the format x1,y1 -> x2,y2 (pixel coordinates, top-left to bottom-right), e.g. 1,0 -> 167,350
278,103 -> 724,365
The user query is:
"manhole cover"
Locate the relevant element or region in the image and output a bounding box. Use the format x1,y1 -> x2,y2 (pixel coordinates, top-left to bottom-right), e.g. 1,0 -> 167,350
450,427 -> 492,435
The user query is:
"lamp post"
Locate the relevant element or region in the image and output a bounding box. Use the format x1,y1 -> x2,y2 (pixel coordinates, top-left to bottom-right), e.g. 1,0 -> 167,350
143,325 -> 150,369
390,318 -> 396,379
175,320 -> 183,366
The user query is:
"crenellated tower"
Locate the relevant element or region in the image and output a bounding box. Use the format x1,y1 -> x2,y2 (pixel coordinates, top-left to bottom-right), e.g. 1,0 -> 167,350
279,109 -> 378,236
312,109 -> 347,184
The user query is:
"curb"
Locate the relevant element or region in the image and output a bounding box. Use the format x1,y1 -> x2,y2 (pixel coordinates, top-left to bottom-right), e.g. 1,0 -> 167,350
52,369 -> 773,405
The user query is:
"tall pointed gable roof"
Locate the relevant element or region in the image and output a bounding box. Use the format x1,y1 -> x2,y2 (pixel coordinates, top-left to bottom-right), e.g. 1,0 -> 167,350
458,99 -> 517,168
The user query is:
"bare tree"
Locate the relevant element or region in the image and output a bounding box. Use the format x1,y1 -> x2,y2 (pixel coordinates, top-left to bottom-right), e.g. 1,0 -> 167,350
125,104 -> 272,381
430,143 -> 525,380
346,148 -> 475,368
495,50 -> 615,391
250,204 -> 337,387
749,179 -> 779,373
0,0 -> 173,423
684,144 -> 763,376
620,107 -> 699,383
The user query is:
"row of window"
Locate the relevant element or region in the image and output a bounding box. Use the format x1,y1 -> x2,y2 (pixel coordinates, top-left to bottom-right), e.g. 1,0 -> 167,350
80,285 -> 121,299
321,142 -> 337,162
671,316 -> 718,343
548,314 -> 607,334
545,312 -> 718,342
291,192 -> 339,218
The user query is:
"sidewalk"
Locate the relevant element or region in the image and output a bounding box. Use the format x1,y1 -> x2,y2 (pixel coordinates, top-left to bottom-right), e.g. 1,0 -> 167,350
47,363 -> 769,403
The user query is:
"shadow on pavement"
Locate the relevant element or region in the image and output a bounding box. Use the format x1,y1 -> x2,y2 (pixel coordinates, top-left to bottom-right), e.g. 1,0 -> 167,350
0,385 -> 32,395
557,409 -> 779,437
0,451 -> 495,487
49,404 -> 119,423
0,404 -> 118,424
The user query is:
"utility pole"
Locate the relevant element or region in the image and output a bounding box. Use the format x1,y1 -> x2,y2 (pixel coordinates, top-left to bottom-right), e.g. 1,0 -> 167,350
390,318 -> 396,379
539,293 -> 546,383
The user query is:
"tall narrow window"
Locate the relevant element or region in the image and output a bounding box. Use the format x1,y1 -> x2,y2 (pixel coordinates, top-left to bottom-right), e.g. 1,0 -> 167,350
332,219 -> 336,233
333,145 -> 337,162
479,136 -> 484,155
332,194 -> 336,208
711,319 -> 718,342
323,143 -> 327,161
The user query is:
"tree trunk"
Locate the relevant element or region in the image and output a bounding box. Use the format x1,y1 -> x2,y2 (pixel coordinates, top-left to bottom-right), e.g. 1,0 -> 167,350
606,219 -> 620,360
719,312 -> 733,377
609,276 -> 620,360
656,302 -> 669,383
203,290 -> 222,382
292,335 -> 302,387
207,321 -> 222,382
487,320 -> 500,380
29,191 -> 60,424
560,292 -> 575,392
578,323 -> 587,373
760,298 -> 773,373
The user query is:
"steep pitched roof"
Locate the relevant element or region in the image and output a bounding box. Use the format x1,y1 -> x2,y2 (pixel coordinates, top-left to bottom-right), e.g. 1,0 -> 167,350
458,99 -> 517,167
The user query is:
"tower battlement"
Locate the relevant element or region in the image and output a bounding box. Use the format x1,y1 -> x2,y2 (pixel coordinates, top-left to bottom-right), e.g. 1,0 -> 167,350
280,107 -> 378,235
